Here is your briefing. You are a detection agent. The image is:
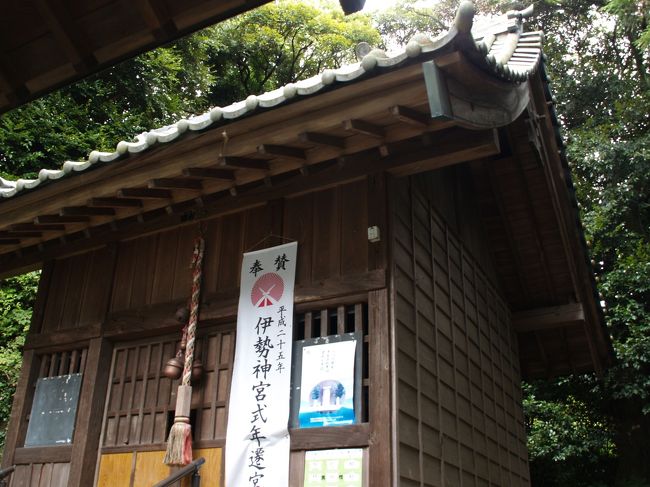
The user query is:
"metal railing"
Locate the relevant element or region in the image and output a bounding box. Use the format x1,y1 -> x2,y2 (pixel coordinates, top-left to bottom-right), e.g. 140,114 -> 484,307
153,457 -> 205,487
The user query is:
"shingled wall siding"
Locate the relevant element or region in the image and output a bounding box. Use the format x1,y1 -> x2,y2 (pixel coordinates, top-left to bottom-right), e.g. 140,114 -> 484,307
391,173 -> 530,487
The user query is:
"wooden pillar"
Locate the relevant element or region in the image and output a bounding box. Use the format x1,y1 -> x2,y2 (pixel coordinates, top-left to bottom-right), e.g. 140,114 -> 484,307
2,263 -> 53,469
1,349 -> 40,469
67,337 -> 113,486
368,289 -> 392,487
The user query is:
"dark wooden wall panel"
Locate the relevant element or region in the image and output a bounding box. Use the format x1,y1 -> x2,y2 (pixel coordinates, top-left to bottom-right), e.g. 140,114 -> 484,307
202,204 -> 276,295
424,166 -> 498,286
110,227 -> 195,312
9,462 -> 70,487
41,248 -> 114,332
284,192 -> 315,285
391,174 -> 529,487
108,179 -> 371,313
284,179 -> 369,286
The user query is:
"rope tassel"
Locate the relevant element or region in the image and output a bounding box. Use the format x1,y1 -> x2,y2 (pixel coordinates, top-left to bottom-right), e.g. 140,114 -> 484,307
164,237 -> 205,466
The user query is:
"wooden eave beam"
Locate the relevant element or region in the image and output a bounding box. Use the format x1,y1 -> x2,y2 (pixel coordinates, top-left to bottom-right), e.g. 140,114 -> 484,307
299,132 -> 346,149
131,0 -> 177,40
183,167 -> 236,180
0,56 -> 28,103
257,144 -> 306,161
61,206 -> 116,216
149,178 -> 203,190
512,302 -> 585,333
0,231 -> 42,238
35,215 -> 89,224
11,223 -> 66,231
218,157 -> 269,171
343,119 -> 385,138
118,188 -> 172,199
90,197 -> 143,208
389,105 -> 430,127
34,0 -> 96,70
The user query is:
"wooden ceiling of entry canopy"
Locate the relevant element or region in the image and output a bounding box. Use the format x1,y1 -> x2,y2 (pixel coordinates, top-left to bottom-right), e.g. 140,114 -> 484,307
0,2 -> 611,379
0,0 -> 274,115
0,0 -> 368,115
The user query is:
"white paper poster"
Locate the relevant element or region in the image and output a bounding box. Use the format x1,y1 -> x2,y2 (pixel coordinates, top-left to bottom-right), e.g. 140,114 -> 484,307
226,242 -> 298,487
298,340 -> 357,428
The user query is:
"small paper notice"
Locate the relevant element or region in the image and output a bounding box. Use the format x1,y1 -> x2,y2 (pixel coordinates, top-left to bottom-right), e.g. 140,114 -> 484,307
303,448 -> 363,487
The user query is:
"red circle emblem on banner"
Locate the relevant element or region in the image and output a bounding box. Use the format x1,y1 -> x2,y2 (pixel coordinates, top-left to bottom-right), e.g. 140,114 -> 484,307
251,272 -> 285,308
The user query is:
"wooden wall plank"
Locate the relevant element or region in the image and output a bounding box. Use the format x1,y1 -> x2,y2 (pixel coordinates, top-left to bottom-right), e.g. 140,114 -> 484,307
59,254 -> 86,329
367,173 -> 387,272
133,450 -> 167,487
284,193 -> 313,286
79,248 -> 117,328
96,453 -> 133,487
216,213 -> 244,291
40,260 -> 69,332
1,350 -> 39,469
171,227 -> 195,301
49,463 -> 69,487
129,235 -> 157,309
368,289 -> 392,487
110,239 -> 138,312
391,173 -> 529,487
150,230 -> 178,305
243,204 -> 273,252
288,450 -> 305,487
184,448 -> 222,487
27,261 -> 54,336
340,180 -> 368,276
312,188 -> 339,281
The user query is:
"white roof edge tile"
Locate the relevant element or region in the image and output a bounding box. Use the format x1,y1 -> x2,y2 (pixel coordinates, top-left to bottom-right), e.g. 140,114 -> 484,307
0,5 -> 540,201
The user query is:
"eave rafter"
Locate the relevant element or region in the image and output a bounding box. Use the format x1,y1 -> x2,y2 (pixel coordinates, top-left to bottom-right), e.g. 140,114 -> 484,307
513,302 -> 585,333
34,0 -> 97,71
0,123 -> 499,276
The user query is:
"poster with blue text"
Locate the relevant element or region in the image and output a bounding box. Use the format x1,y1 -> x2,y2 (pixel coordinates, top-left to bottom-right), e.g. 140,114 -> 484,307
225,242 -> 297,487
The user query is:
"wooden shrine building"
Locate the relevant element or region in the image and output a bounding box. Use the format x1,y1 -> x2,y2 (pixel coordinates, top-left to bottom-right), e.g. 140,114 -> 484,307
0,3 -> 611,486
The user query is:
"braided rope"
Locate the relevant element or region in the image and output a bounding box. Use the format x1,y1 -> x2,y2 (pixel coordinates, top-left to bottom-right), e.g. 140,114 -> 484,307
182,237 -> 204,386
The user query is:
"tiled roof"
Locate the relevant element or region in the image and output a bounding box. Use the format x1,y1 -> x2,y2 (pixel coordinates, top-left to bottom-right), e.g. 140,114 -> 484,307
0,1 -> 541,200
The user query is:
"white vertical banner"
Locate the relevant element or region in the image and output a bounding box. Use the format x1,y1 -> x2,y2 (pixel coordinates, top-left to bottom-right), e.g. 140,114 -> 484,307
226,242 -> 298,487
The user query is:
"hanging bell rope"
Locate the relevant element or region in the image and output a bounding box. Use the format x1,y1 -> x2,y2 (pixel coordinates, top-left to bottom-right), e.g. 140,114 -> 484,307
164,236 -> 205,466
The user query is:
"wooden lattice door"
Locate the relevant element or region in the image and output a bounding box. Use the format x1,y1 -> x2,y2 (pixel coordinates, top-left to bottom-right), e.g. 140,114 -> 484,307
96,325 -> 235,487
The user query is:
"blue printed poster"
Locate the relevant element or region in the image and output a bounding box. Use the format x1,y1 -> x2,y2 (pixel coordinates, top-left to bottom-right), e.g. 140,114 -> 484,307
298,339 -> 356,428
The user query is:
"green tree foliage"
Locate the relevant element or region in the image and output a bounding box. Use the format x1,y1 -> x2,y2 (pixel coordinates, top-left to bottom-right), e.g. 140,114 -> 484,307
524,0 -> 650,484
0,272 -> 39,458
202,1 -> 380,106
0,36 -> 213,179
373,0 -> 505,47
